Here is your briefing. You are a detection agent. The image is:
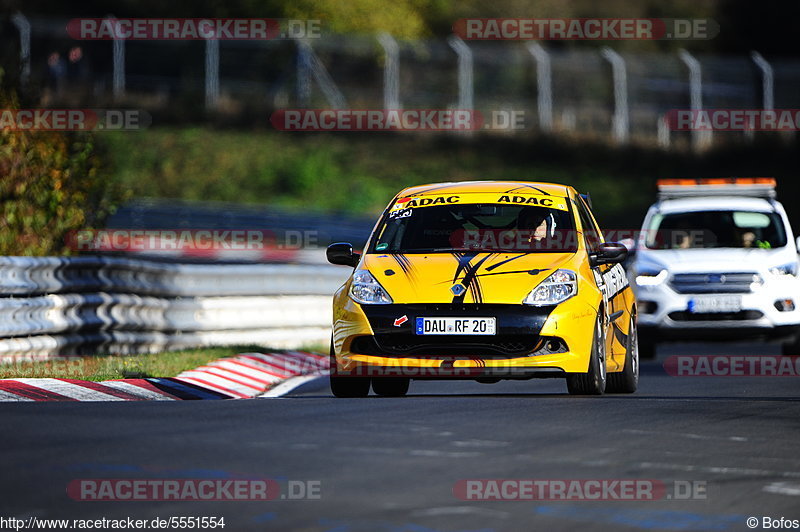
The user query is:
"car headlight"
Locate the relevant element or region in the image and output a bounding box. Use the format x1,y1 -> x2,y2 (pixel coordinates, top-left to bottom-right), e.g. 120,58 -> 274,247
522,269 -> 577,306
635,268 -> 668,286
769,262 -> 798,277
349,269 -> 393,304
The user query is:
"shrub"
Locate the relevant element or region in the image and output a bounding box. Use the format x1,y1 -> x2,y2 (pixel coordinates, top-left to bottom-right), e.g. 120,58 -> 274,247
0,90 -> 128,255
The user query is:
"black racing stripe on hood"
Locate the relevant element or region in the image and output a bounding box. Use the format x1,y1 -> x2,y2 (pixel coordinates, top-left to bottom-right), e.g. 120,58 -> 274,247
413,183 -> 466,194
504,184 -> 551,195
469,281 -> 480,304
485,254 -> 526,272
453,253 -> 493,304
473,268 -> 550,279
452,251 -> 479,284
469,271 -> 486,304
392,254 -> 411,274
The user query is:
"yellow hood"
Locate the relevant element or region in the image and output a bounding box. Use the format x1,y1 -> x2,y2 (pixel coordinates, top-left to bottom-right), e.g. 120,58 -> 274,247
361,252 -> 576,304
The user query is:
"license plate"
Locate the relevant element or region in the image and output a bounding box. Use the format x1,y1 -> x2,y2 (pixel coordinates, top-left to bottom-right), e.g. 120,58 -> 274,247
415,317 -> 496,335
688,295 -> 742,313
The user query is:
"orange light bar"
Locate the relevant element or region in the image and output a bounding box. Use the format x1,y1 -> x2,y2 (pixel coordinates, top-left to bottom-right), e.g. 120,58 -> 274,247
658,177 -> 776,187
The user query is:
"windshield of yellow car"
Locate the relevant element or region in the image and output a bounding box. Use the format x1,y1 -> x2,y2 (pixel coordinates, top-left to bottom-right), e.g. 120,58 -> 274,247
369,201 -> 577,253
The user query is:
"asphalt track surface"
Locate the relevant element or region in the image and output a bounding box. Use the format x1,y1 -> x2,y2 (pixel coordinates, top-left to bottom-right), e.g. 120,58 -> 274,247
2,343 -> 799,532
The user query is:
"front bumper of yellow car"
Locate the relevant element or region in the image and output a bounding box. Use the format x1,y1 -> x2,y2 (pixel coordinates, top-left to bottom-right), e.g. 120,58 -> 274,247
331,289 -> 606,378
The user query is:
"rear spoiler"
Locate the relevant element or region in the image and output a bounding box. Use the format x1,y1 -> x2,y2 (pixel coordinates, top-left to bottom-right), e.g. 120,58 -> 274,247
657,178 -> 776,200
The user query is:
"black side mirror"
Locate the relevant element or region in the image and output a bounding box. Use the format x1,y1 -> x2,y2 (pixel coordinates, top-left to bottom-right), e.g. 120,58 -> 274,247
327,242 -> 361,267
619,237 -> 636,262
591,242 -> 628,266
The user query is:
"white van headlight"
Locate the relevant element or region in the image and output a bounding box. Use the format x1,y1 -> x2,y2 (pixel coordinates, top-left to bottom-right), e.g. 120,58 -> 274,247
523,269 -> 577,306
769,262 -> 798,277
350,269 -> 393,304
636,268 -> 668,286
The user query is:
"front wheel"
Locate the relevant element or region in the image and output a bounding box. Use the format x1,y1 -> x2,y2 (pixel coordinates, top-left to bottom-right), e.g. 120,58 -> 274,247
566,314 -> 607,395
606,313 -> 639,393
330,342 -> 370,398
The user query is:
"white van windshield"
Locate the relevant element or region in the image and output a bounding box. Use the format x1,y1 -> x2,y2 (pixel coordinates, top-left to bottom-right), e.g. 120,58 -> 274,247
646,210 -> 787,250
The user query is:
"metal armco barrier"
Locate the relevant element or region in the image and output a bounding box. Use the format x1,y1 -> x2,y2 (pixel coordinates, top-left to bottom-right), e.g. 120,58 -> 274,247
0,256 -> 348,362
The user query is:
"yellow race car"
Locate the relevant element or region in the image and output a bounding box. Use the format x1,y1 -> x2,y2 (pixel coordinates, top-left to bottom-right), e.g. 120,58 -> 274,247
326,181 -> 638,397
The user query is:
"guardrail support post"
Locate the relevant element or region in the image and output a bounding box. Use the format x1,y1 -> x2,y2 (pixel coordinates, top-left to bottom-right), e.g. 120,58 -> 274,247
378,33 -> 400,110
601,47 -> 629,144
526,43 -> 553,133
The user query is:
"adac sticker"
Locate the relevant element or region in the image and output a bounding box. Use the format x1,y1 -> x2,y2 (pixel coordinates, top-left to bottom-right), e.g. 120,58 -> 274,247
496,195 -> 567,210
391,195 -> 461,210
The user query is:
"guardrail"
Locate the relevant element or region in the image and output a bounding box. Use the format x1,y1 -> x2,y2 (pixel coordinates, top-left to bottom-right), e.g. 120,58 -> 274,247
0,256 -> 348,362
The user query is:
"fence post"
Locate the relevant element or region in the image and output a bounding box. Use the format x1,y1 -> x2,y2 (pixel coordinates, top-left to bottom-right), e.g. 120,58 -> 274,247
678,49 -> 711,151
657,116 -> 670,149
526,43 -> 553,133
205,37 -> 220,110
600,47 -> 629,144
11,12 -> 31,86
750,51 -> 779,141
750,51 -> 774,111
296,40 -> 311,108
295,39 -> 347,109
447,35 -> 473,111
109,16 -> 126,99
377,33 -> 400,110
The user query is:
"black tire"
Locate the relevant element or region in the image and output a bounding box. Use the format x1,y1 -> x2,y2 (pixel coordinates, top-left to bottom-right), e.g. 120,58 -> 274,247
606,313 -> 639,394
372,377 -> 410,397
329,342 -> 370,398
566,314 -> 607,395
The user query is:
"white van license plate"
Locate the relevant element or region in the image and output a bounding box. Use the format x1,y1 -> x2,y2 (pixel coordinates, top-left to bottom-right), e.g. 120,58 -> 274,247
688,296 -> 742,313
415,317 -> 496,335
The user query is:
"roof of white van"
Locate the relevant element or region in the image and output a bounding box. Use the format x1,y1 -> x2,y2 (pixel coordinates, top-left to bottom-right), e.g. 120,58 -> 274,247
654,196 -> 779,215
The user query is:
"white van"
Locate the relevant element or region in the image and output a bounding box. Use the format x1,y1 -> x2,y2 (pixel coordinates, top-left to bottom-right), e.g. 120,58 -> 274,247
627,178 -> 800,358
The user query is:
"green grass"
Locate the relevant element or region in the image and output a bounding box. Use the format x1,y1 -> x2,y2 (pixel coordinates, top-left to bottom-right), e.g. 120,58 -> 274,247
0,346 -> 284,382
97,126 -> 800,233
98,127 -> 655,225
